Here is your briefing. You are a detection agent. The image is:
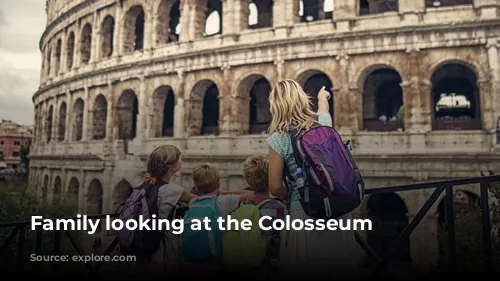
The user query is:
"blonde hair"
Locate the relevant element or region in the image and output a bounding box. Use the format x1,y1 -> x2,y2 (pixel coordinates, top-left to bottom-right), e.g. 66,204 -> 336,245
192,163 -> 220,194
243,155 -> 269,193
147,145 -> 181,179
268,79 -> 316,134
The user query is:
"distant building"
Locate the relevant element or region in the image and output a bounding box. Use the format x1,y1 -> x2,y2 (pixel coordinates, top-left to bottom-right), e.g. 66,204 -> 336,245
0,119 -> 33,169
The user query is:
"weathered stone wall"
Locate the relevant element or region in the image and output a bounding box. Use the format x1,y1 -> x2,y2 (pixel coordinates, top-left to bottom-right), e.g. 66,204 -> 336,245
33,0 -> 500,271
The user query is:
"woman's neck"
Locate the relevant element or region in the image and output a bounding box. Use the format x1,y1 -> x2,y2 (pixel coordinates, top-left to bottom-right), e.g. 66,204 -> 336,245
161,172 -> 175,183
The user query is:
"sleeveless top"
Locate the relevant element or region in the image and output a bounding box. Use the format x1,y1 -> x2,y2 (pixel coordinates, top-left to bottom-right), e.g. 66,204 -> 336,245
266,112 -> 333,213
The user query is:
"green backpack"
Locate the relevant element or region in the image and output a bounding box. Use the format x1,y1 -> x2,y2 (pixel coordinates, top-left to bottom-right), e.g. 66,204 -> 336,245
222,199 -> 272,271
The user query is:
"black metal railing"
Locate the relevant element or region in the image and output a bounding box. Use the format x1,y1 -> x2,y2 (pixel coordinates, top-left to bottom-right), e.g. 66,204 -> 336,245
1,175 -> 499,276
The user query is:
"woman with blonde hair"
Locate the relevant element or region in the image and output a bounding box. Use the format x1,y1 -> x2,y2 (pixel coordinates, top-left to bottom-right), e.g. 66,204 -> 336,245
267,79 -> 361,277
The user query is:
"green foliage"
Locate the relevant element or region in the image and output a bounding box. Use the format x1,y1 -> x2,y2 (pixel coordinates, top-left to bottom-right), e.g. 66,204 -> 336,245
0,178 -> 81,269
436,181 -> 500,272
20,142 -> 30,168
397,106 -> 404,121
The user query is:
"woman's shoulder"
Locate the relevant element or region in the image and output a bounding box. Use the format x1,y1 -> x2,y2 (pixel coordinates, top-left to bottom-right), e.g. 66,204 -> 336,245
317,112 -> 333,127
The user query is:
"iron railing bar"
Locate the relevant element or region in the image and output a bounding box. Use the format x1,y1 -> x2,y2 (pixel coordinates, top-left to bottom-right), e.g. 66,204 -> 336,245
365,175 -> 500,195
0,226 -> 20,254
17,226 -> 26,270
52,230 -> 61,273
370,185 -> 445,277
444,185 -> 457,272
355,231 -> 394,277
64,230 -> 95,275
480,181 -> 493,272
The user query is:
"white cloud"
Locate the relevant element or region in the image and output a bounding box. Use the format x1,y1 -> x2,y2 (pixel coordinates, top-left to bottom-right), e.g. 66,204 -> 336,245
0,0 -> 46,126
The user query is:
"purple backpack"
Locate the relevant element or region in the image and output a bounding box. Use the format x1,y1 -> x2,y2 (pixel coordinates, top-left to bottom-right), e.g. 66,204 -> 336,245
284,116 -> 365,219
115,183 -> 163,256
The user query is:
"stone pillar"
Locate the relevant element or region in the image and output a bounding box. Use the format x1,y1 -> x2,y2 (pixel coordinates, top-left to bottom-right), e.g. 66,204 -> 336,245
474,0 -> 500,20
179,0 -> 191,42
336,54 -> 359,133
333,0 -> 357,32
275,59 -> 285,81
144,4 -> 154,51
74,22 -> 82,70
273,0 -> 299,38
189,0 -> 208,41
91,11 -> 99,63
219,65 -> 234,136
82,87 -> 90,141
222,0 -> 250,36
136,76 -> 148,140
486,38 -> 500,136
478,80 -> 493,131
65,93 -> 72,142
105,83 -> 114,141
398,0 -> 425,15
79,170 -> 86,213
114,2 -> 123,57
51,101 -> 58,142
175,71 -> 186,138
59,32 -> 67,76
403,49 -> 428,133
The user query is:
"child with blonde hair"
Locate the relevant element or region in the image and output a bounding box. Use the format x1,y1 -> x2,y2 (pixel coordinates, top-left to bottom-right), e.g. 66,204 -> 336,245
181,163 -> 252,275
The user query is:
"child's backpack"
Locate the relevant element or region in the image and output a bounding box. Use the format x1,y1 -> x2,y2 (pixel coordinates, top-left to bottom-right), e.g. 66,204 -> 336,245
115,182 -> 163,256
222,199 -> 272,271
284,117 -> 366,219
181,196 -> 222,262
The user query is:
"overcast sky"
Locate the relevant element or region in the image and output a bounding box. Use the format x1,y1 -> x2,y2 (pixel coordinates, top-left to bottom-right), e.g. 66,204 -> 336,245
0,0 -> 46,126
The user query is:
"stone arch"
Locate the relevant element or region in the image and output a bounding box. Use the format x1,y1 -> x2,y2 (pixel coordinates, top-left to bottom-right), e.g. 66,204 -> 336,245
248,0 -> 273,28
296,69 -> 335,125
72,98 -> 84,141
367,192 -> 411,262
116,90 -> 139,140
112,180 -> 133,211
156,0 -> 180,44
46,47 -> 52,76
42,174 -> 49,201
238,74 -> 272,134
360,66 -> 404,131
87,179 -> 104,215
80,23 -> 92,65
429,61 -> 481,130
58,101 -> 67,142
152,85 -> 175,137
53,176 -> 62,204
55,38 -> 62,74
92,94 -> 108,140
66,32 -> 75,70
204,0 -> 222,36
359,0 -> 399,16
188,79 -> 220,136
66,177 -> 79,208
124,5 -> 145,53
101,15 -> 115,58
46,105 -> 54,143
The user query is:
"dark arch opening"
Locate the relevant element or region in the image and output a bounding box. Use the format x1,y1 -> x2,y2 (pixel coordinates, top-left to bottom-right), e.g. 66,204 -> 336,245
58,102 -> 67,142
101,15 -> 115,58
117,90 -> 139,140
202,84 -> 220,135
135,10 -> 145,50
303,73 -> 334,126
431,63 -> 480,130
249,77 -> 272,134
66,32 -> 75,70
367,193 -> 411,263
249,0 -> 273,28
80,23 -> 92,64
162,89 -> 175,137
362,68 -> 404,131
360,0 -> 399,15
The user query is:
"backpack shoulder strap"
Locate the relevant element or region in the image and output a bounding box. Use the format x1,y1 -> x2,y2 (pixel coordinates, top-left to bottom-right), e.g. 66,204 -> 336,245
256,198 -> 273,209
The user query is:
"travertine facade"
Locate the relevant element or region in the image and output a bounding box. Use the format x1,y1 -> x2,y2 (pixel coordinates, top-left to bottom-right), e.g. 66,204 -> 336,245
31,0 -> 500,270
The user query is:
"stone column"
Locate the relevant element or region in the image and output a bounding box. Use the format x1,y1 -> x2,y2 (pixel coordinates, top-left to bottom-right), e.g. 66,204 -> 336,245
219,65 -> 234,136
189,0 -> 208,41
74,22 -> 82,70
59,32 -> 67,76
82,87 -> 90,141
403,49 -> 428,133
179,0 -> 191,42
91,11 -> 100,64
486,38 -> 500,135
51,101 -> 58,142
275,59 -> 285,81
114,2 -> 123,58
65,93 -> 73,142
474,0 -> 500,20
144,4 -> 154,51
136,76 -> 148,140
174,71 -> 186,138
79,170 -> 86,213
106,82 -> 114,141
222,0 -> 250,36
333,0 -> 357,32
273,0 -> 299,38
478,80 -> 493,131
336,54 -> 359,133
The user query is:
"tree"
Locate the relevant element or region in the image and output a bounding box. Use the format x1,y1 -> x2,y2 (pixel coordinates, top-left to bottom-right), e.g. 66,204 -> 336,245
20,142 -> 30,168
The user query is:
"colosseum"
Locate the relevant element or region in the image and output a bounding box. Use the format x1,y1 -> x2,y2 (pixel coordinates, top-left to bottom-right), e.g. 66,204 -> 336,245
29,0 -> 500,271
